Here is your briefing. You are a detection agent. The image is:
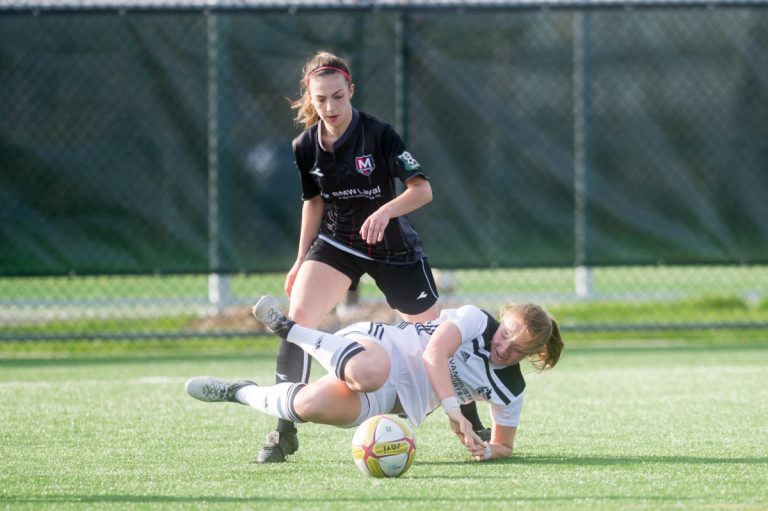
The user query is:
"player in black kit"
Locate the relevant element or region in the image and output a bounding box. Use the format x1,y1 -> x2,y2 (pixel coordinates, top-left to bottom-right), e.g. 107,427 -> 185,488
257,50 -> 487,463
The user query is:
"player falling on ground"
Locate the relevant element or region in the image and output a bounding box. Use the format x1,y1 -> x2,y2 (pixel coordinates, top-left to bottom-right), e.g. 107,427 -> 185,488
186,296 -> 564,460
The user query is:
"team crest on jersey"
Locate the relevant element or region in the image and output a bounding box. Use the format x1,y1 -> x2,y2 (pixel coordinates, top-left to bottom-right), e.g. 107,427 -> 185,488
397,151 -> 421,172
355,155 -> 375,176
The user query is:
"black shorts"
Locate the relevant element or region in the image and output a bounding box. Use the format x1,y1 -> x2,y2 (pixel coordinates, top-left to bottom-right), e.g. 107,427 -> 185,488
304,238 -> 439,315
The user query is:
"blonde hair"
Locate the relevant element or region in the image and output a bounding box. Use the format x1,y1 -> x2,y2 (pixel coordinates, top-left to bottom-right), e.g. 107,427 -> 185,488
289,51 -> 353,130
499,303 -> 564,371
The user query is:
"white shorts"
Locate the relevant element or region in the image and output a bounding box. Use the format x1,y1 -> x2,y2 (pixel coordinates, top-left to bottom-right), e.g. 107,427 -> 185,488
349,375 -> 400,428
336,321 -> 438,428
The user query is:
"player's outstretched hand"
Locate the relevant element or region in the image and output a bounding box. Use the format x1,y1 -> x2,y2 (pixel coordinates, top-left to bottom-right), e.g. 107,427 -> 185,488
446,409 -> 484,453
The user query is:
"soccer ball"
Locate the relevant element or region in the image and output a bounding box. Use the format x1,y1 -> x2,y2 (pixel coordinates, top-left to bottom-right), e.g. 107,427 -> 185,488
351,415 -> 416,478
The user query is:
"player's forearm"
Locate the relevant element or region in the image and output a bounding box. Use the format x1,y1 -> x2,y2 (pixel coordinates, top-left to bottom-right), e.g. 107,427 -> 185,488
380,178 -> 432,219
486,442 -> 512,460
474,424 -> 515,461
469,438 -> 513,461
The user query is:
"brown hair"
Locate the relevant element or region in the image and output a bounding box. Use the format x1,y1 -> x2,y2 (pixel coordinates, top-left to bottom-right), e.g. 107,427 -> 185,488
499,303 -> 564,371
289,51 -> 353,130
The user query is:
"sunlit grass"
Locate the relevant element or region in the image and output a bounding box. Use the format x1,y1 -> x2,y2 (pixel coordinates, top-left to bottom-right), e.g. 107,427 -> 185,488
1,341 -> 766,510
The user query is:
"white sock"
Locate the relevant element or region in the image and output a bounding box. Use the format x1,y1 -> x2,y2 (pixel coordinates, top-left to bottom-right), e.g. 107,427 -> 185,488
235,382 -> 306,423
286,325 -> 365,381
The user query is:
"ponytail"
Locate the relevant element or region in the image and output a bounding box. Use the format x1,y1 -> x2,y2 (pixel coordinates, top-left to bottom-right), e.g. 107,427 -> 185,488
541,318 -> 564,370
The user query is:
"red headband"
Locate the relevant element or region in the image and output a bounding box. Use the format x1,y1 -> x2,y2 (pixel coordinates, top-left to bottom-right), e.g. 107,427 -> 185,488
306,66 -> 352,85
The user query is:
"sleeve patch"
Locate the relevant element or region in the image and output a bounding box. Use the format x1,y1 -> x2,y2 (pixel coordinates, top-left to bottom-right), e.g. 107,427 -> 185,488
397,151 -> 421,172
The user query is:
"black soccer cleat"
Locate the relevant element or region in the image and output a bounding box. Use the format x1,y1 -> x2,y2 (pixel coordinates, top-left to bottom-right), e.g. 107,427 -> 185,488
256,430 -> 299,464
475,428 -> 492,443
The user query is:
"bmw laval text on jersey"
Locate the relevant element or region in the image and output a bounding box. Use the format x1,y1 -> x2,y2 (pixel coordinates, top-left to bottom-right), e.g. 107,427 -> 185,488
330,186 -> 382,199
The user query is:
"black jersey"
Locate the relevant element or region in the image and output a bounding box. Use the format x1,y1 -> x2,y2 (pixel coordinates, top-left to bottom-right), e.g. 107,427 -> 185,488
292,110 -> 429,264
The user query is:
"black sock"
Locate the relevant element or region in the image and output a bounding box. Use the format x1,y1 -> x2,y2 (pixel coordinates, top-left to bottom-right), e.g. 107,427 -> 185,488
460,401 -> 485,431
273,339 -> 311,434
276,418 -> 296,434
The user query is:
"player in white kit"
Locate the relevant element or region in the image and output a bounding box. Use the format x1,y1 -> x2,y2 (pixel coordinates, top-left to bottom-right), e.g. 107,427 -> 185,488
186,296 -> 563,461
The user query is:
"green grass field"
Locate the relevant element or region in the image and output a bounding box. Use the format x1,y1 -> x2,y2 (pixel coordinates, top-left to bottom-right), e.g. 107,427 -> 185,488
2,336 -> 767,510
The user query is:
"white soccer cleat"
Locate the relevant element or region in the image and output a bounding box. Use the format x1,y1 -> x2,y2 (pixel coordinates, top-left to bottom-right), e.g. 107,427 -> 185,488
252,295 -> 294,338
185,376 -> 255,403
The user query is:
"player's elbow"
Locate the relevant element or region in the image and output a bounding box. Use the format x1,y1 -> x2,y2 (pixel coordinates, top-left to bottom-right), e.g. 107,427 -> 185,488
419,182 -> 433,205
407,177 -> 432,206
421,183 -> 432,204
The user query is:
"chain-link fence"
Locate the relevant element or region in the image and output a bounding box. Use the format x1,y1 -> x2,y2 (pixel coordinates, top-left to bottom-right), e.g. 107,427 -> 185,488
2,1 -> 767,340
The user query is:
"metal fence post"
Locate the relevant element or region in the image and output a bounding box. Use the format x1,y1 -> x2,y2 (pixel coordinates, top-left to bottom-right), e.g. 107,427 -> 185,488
206,11 -> 231,312
573,11 -> 593,298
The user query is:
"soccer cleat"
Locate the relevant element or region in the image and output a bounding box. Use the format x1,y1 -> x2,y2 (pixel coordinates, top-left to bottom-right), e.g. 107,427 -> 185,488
475,428 -> 492,443
256,430 -> 299,464
252,295 -> 294,339
185,376 -> 256,403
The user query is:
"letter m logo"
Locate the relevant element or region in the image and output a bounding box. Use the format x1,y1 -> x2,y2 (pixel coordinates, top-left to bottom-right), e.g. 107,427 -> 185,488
355,155 -> 375,176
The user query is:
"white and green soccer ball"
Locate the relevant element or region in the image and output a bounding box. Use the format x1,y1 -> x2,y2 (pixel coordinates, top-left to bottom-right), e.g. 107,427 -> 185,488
351,415 -> 416,478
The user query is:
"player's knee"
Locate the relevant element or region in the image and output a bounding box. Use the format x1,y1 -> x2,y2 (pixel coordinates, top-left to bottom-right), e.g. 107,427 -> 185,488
344,356 -> 390,393
289,305 -> 320,328
293,386 -> 324,422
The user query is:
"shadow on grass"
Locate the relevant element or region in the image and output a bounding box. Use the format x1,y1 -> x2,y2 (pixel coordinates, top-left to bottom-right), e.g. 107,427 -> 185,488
0,494 -> 693,504
414,453 -> 767,468
503,454 -> 768,465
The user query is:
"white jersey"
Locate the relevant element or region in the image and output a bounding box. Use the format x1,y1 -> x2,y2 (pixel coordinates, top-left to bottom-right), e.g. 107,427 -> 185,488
334,305 -> 526,427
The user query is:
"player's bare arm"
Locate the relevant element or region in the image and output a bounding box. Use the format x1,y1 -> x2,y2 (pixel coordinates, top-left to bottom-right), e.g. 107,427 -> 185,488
472,423 -> 517,461
423,320 -> 484,452
360,176 -> 432,244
